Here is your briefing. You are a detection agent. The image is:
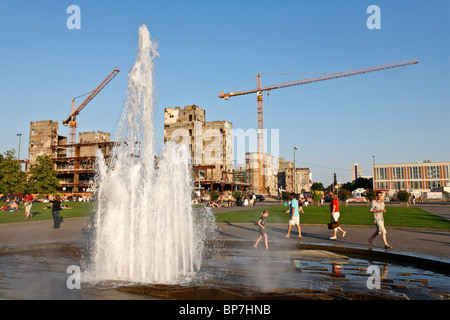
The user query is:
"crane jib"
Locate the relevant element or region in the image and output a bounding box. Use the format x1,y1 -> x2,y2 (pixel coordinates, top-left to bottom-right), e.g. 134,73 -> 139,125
63,67 -> 120,125
219,59 -> 418,98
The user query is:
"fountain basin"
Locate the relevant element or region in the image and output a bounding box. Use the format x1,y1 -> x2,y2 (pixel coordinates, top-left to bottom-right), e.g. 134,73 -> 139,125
1,240 -> 448,300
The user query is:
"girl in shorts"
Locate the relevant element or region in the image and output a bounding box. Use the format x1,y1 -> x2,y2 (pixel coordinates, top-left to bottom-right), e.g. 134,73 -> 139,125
254,210 -> 269,250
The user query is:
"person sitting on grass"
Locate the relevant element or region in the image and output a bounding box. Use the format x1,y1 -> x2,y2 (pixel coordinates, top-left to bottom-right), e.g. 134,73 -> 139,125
209,202 -> 219,208
10,201 -> 18,211
0,201 -> 18,212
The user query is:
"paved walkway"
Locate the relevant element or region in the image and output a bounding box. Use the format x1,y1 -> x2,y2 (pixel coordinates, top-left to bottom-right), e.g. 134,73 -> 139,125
213,201 -> 450,261
0,203 -> 448,263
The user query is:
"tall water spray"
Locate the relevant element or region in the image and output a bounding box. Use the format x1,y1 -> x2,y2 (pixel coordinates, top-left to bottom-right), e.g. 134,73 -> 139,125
90,24 -> 214,284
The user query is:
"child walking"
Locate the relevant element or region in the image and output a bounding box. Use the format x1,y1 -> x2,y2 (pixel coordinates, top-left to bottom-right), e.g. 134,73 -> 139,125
254,210 -> 269,250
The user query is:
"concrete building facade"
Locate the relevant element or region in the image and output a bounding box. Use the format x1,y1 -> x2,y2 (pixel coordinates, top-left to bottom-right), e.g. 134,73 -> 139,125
28,120 -> 113,194
277,157 -> 311,195
164,105 -> 246,193
351,163 -> 363,181
245,152 -> 279,195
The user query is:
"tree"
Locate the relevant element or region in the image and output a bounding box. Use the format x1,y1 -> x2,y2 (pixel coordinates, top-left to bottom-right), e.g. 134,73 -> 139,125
27,155 -> 60,194
354,177 -> 372,190
311,191 -> 323,206
209,190 -> 220,203
0,150 -> 27,194
341,181 -> 355,191
338,188 -> 352,202
232,191 -> 243,205
396,190 -> 410,202
363,189 -> 377,202
311,182 -> 324,192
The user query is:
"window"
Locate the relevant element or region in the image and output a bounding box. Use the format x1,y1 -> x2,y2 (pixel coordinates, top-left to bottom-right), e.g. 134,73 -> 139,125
393,181 -> 405,190
393,167 -> 404,180
411,181 -> 423,189
376,181 -> 388,189
427,166 -> 440,179
429,180 -> 441,189
409,166 -> 422,179
376,167 -> 387,180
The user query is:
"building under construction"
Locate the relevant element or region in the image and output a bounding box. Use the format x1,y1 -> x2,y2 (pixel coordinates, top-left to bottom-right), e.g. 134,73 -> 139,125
27,120 -> 113,195
164,104 -> 251,194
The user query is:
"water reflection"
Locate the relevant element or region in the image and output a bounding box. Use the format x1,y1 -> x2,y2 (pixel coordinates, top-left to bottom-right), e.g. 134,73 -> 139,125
0,245 -> 448,300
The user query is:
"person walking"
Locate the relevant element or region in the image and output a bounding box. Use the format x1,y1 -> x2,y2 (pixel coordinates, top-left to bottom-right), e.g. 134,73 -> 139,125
49,195 -> 63,229
254,210 -> 269,250
23,194 -> 34,219
329,193 -> 346,239
367,191 -> 393,250
284,193 -> 302,239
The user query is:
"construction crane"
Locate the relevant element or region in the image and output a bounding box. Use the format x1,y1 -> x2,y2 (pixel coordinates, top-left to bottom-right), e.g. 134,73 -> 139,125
63,67 -> 120,157
219,59 -> 418,193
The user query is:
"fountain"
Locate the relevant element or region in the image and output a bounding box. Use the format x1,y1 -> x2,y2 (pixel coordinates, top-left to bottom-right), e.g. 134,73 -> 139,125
0,24 -> 448,301
89,24 -> 214,284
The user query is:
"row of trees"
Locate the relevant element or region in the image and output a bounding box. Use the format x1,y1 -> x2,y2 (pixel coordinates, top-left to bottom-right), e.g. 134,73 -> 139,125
0,150 -> 60,195
311,177 -> 412,203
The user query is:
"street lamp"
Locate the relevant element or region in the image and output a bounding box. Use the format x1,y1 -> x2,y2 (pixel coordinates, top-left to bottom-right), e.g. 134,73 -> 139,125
293,146 -> 298,193
372,155 -> 376,191
16,133 -> 22,162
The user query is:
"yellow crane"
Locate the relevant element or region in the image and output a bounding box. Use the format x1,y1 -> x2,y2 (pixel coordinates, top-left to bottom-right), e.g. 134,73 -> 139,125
63,67 -> 120,157
219,59 -> 418,193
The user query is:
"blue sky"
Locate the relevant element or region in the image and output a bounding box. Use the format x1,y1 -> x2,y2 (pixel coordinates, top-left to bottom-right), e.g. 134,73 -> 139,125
0,0 -> 449,186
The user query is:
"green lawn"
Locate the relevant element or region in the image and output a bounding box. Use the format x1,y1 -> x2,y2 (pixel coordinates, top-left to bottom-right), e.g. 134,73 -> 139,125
0,201 -> 94,224
1,202 -> 449,230
214,205 -> 450,230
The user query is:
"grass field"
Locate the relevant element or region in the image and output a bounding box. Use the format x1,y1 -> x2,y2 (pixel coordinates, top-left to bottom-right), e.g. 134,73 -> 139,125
0,201 -> 94,224
213,205 -> 450,230
1,201 -> 449,230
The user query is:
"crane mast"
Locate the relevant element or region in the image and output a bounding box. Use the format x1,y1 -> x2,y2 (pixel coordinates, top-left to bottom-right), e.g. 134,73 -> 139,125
63,67 -> 120,158
219,59 -> 418,194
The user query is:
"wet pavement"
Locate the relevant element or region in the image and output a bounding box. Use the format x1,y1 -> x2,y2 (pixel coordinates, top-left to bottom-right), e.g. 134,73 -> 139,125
0,204 -> 449,300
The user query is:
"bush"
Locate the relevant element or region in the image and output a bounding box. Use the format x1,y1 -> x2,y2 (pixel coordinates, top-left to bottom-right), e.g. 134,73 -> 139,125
232,191 -> 243,204
311,192 -> 322,202
210,190 -> 220,202
338,189 -> 351,202
396,190 -> 410,202
363,189 -> 377,202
